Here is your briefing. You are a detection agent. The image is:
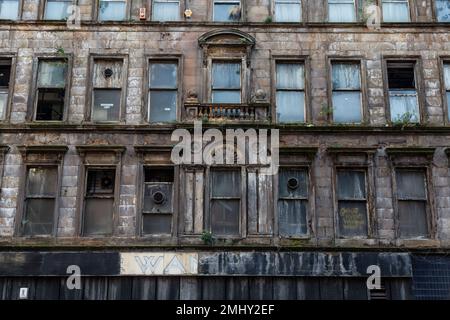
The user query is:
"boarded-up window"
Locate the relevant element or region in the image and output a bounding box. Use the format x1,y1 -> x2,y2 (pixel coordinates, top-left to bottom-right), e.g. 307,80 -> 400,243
83,169 -> 115,236
210,169 -> 241,236
22,167 -> 58,236
336,170 -> 368,237
275,0 -> 302,22
44,0 -> 72,20
213,0 -> 241,22
211,62 -> 241,104
328,0 -> 356,22
98,0 -> 126,21
148,62 -> 178,122
443,63 -> 450,121
276,62 -> 305,123
35,60 -> 67,121
0,59 -> 11,120
436,0 -> 450,22
387,62 -> 419,123
396,169 -> 429,238
92,59 -> 123,122
332,62 -> 362,123
382,0 -> 410,22
142,167 -> 174,235
0,0 -> 19,20
152,0 -> 180,21
278,169 -> 308,237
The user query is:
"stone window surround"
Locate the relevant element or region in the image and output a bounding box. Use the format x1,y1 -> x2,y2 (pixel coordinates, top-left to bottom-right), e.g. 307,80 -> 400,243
0,54 -> 16,123
134,145 -> 179,238
382,56 -> 425,125
326,56 -> 368,124
75,145 -> 125,237
386,147 -> 436,241
15,145 -> 68,237
27,54 -> 73,123
327,147 -> 377,241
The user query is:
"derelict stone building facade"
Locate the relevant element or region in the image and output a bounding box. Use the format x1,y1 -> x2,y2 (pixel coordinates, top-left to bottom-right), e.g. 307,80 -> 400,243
1,0 -> 450,300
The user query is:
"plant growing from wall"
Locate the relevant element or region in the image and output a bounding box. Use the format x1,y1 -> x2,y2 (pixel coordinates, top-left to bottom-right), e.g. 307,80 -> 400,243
392,111 -> 418,130
264,16 -> 272,24
201,231 -> 215,245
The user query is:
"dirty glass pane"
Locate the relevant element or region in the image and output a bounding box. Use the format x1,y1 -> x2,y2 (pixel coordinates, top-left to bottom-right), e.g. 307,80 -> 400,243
279,169 -> 308,198
212,90 -> 241,104
23,199 -> 55,235
398,201 -> 428,238
444,64 -> 450,90
276,91 -> 305,123
98,0 -> 126,21
144,184 -> 173,213
396,170 -> 426,199
0,62 -> 11,87
382,0 -> 410,22
84,198 -> 114,236
211,199 -> 240,236
436,0 -> 450,22
0,91 -> 7,120
332,92 -> 361,123
143,214 -> 172,235
150,63 -> 177,89
149,91 -> 177,122
447,92 -> 450,121
145,167 -> 174,183
211,170 -> 241,198
332,63 -> 360,90
278,200 -> 307,237
389,90 -> 419,122
328,0 -> 356,22
38,61 -> 67,88
27,167 -> 58,196
213,62 -> 240,89
337,170 -> 366,199
92,89 -> 121,122
86,169 -> 115,195
36,88 -> 65,121
213,1 -> 241,22
338,201 -> 368,237
44,0 -> 71,20
276,63 -> 304,90
0,0 -> 19,20
152,0 -> 180,21
275,0 -> 302,22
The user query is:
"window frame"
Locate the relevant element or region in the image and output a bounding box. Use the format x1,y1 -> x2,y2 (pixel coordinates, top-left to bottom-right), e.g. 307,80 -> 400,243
145,55 -> 182,123
87,55 -> 128,123
379,0 -> 413,23
211,0 -> 244,22
29,56 -> 72,122
383,57 -> 424,125
40,0 -> 75,20
434,0 -> 450,22
0,55 -> 15,123
206,58 -> 246,104
150,0 -> 183,22
95,0 -> 130,21
439,57 -> 450,125
326,0 -> 358,23
205,167 -> 245,239
0,0 -> 23,21
392,167 -> 433,239
272,0 -> 305,23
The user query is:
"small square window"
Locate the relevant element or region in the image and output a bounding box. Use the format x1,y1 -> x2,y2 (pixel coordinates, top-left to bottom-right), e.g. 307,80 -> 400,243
35,60 -> 68,121
98,0 -> 126,21
152,0 -> 180,21
436,0 -> 450,22
0,0 -> 19,20
44,0 -> 72,20
274,0 -> 302,22
211,62 -> 241,104
328,0 -> 356,22
213,0 -> 241,22
382,0 -> 410,22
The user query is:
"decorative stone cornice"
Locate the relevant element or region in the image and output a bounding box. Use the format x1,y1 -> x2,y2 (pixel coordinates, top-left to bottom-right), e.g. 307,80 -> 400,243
75,145 -> 126,155
17,145 -> 68,155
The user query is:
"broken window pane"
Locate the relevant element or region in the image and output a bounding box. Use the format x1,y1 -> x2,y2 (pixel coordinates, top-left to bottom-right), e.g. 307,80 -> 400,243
98,0 -> 126,21
0,0 -> 19,20
44,0 -> 72,20
382,0 -> 410,22
149,62 -> 178,122
22,167 -> 58,236
275,0 -> 302,22
436,0 -> 450,22
328,0 -> 356,22
276,63 -> 305,123
213,1 -> 241,22
38,61 -> 67,88
278,169 -> 308,237
92,89 -> 121,122
210,170 -> 241,236
332,63 -> 362,123
396,169 -> 428,238
152,0 -> 180,21
84,169 -> 116,236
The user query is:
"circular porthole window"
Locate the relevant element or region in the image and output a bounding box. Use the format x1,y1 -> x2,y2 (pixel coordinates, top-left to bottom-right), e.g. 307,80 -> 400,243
287,177 -> 299,190
152,191 -> 165,204
104,68 -> 114,78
